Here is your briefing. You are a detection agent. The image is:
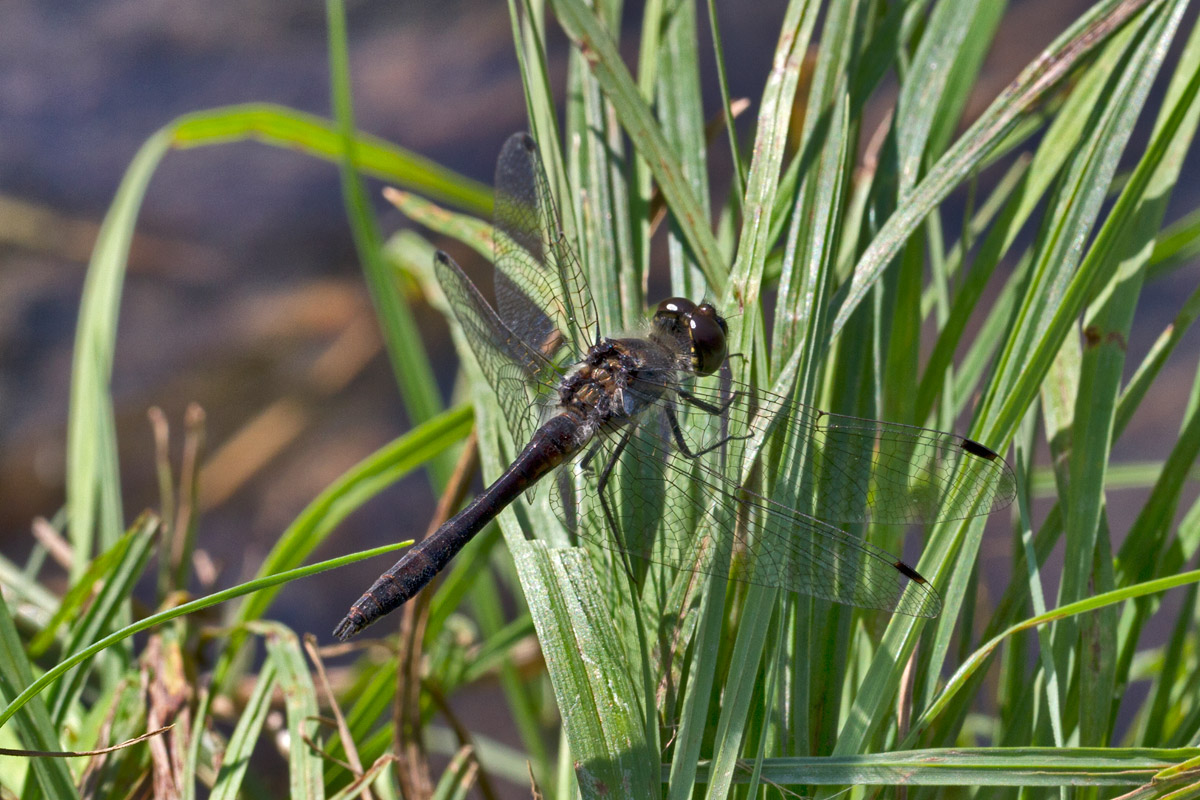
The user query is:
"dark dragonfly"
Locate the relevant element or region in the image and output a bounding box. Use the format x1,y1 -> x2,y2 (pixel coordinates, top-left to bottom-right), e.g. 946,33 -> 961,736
333,133 -> 1016,641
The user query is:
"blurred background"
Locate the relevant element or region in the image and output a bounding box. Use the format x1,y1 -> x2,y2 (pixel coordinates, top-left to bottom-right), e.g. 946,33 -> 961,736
3,0 -> 1198,765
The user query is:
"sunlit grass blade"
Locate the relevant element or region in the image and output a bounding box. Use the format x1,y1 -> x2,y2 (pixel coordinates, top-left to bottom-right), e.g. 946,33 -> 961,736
171,105 -> 491,216
512,541 -> 657,800
256,623 -> 324,800
738,0 -> 816,371
979,0 -> 1193,441
691,747 -> 1200,787
27,524 -> 139,659
833,0 -> 1157,335
67,130 -> 172,576
46,513 -> 157,725
0,542 -> 405,730
0,590 -> 78,798
651,0 -> 710,303
324,0 -> 447,489
909,568 -> 1200,744
549,0 -> 725,290
428,746 -> 479,800
210,655 -> 277,800
383,188 -> 492,260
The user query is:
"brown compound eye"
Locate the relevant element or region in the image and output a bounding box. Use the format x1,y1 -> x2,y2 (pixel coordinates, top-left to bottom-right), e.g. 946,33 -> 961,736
654,297 -> 696,332
688,303 -> 728,375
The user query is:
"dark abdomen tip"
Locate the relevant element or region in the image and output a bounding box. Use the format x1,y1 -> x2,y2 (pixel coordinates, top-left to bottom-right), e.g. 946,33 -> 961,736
332,611 -> 367,642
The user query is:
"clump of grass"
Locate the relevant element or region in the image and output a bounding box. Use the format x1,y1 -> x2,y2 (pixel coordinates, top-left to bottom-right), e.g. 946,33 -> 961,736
5,0 -> 1200,797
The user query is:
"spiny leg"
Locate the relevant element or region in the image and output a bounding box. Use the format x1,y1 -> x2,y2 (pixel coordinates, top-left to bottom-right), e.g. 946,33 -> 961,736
665,403 -> 750,459
592,425 -> 645,588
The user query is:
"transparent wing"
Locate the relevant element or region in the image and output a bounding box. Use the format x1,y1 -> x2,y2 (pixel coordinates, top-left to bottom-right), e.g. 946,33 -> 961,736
673,377 -> 1017,525
562,409 -> 943,617
434,251 -> 561,439
554,371 -> 1015,617
493,133 -> 599,362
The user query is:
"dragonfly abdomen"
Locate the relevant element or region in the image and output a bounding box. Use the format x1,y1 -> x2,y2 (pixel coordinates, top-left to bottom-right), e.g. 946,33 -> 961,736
333,412 -> 585,640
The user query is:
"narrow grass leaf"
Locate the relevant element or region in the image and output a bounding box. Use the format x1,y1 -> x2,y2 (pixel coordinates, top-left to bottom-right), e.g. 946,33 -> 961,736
0,543 -> 403,730
702,585 -> 776,799
429,746 -> 479,800
67,129 -> 172,575
0,592 -> 78,799
550,0 -> 725,289
383,188 -> 493,260
910,569 -> 1200,744
210,657 -> 277,800
892,0 -> 982,197
689,747 -> 1200,786
47,512 -> 158,725
324,0 -> 448,487
833,0 -> 1156,335
27,524 -> 138,658
171,104 -> 491,216
984,0 -> 1193,443
257,623 -> 324,800
654,0 -> 711,302
1149,204 -> 1200,279
512,541 -> 657,800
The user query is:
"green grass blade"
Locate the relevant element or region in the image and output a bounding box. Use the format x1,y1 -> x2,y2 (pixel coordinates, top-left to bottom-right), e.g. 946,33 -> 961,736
324,0 -> 447,487
258,624 -> 324,800
1149,203 -> 1200,279
654,0 -> 711,302
688,747 -> 1200,787
47,513 -> 157,725
549,0 -> 726,289
0,543 -> 404,730
511,541 -> 657,800
892,0 -> 982,198
171,105 -> 491,215
66,130 -> 172,575
210,656 -> 278,800
26,524 -> 138,659
0,593 -> 79,799
832,0 -> 1156,335
702,585 -> 777,799
383,189 -> 492,260
982,0 -> 1192,442
910,568 -> 1200,744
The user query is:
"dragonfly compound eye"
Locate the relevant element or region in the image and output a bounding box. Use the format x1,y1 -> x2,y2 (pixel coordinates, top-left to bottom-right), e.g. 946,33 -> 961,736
654,297 -> 695,334
688,304 -> 728,375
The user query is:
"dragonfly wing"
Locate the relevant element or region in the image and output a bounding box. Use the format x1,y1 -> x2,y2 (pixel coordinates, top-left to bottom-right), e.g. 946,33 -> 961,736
493,133 -> 599,362
560,392 -> 943,618
679,379 -> 1017,525
434,251 -> 559,442
809,412 -> 1016,524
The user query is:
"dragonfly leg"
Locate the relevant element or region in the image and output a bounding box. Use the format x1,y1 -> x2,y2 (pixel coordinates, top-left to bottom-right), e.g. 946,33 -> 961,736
676,387 -> 740,416
665,404 -> 750,459
594,425 -> 635,539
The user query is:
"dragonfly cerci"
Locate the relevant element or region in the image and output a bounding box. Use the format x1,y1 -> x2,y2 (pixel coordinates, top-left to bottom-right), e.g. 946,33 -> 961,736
333,133 -> 1015,641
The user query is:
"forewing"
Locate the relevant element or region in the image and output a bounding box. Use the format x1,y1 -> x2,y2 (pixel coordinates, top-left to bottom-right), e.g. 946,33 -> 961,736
434,251 -> 560,441
493,133 -> 599,362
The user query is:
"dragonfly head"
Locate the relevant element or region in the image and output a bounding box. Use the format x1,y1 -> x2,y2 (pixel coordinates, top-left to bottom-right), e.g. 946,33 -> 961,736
653,297 -> 728,375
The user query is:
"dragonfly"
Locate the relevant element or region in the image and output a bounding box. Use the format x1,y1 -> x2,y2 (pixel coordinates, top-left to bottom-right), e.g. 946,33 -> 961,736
333,133 -> 1016,641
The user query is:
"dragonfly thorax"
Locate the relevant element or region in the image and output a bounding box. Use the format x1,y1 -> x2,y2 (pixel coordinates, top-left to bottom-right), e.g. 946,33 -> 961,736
556,338 -> 671,426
